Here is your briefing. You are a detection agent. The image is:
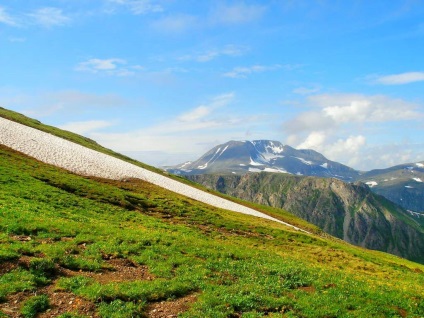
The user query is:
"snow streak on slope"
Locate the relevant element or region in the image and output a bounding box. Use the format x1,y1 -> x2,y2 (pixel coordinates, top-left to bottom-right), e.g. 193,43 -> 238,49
198,145 -> 229,169
0,117 -> 305,232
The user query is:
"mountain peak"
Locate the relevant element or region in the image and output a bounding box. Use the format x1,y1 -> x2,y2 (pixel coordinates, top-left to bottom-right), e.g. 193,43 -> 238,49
167,139 -> 359,181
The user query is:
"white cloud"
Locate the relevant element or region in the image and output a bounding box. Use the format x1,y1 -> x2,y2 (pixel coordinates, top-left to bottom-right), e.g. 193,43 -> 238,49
293,86 -> 321,95
210,3 -> 266,25
373,72 -> 424,85
177,93 -> 234,122
108,0 -> 163,15
310,94 -> 419,123
178,106 -> 212,122
283,93 -> 423,170
179,45 -> 249,63
59,120 -> 115,135
76,58 -> 126,71
297,133 -> 367,168
0,6 -> 18,26
75,58 -> 141,77
296,131 -> 326,149
27,7 -> 70,27
9,37 -> 26,42
1,90 -> 128,118
223,64 -> 282,78
151,14 -> 198,34
85,93 -> 271,165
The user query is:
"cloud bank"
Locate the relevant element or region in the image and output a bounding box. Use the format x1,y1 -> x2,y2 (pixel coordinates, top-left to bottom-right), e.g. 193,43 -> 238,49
283,93 -> 423,169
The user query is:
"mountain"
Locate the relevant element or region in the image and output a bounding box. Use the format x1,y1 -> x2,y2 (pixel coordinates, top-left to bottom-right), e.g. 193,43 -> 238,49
188,173 -> 424,263
168,139 -> 424,213
167,140 -> 360,182
2,108 -> 424,317
357,162 -> 424,213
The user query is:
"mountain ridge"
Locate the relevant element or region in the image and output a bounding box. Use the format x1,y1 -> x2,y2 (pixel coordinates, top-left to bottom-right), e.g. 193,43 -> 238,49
167,139 -> 360,182
187,172 -> 424,263
167,139 -> 424,212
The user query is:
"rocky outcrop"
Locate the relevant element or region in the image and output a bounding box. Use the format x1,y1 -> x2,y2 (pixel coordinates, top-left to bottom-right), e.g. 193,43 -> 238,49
188,173 -> 424,263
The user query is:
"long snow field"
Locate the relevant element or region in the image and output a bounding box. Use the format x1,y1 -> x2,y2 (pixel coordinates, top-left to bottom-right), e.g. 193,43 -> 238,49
0,117 -> 305,232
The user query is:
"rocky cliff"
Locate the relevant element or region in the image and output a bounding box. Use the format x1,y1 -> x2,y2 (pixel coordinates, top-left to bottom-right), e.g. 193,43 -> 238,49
188,173 -> 424,263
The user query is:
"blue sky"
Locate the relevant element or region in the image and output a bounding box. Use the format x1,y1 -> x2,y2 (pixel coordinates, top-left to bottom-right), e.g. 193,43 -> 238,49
1,0 -> 424,170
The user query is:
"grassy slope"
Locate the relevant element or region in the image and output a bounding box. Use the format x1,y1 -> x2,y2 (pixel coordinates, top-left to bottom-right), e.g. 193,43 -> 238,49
0,109 -> 424,317
0,107 -> 317,233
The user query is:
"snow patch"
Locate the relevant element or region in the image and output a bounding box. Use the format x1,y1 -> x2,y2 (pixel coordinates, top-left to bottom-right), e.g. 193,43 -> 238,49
180,161 -> 192,168
320,162 -> 328,169
198,145 -> 228,169
249,167 -> 262,172
294,157 -> 313,165
198,163 -> 208,169
249,157 -> 264,166
405,186 -> 414,189
408,210 -> 423,218
261,152 -> 284,161
416,163 -> 424,168
366,181 -> 378,187
263,167 -> 288,173
0,117 -> 307,233
265,141 -> 284,154
412,178 -> 422,183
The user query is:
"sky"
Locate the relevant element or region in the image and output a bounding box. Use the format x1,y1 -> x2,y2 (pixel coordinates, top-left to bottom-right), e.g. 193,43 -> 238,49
1,0 -> 424,170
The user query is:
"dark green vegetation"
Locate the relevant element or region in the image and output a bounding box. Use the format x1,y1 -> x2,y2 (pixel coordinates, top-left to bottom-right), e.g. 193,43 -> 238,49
1,109 -> 424,317
20,295 -> 49,318
188,173 -> 424,264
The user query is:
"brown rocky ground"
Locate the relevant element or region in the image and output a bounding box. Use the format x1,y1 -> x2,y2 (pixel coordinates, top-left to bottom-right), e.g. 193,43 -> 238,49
1,256 -> 197,317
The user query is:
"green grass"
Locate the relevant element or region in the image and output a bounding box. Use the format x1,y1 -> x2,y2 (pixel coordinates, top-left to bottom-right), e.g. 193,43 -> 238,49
1,109 -> 424,317
0,107 -> 320,234
1,146 -> 424,317
20,295 -> 49,318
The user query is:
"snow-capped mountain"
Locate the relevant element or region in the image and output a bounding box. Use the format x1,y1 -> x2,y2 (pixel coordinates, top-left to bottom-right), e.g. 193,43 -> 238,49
166,140 -> 360,181
357,161 -> 424,212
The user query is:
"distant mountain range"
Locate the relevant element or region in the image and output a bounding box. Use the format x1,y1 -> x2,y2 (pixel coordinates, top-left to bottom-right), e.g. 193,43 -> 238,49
166,140 -> 359,181
166,140 -> 424,212
188,173 -> 424,263
357,162 -> 424,212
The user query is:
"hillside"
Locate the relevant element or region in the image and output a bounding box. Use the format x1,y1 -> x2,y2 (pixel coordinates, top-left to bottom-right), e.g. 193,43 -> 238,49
358,162 -> 424,213
1,109 -> 424,317
188,173 -> 424,263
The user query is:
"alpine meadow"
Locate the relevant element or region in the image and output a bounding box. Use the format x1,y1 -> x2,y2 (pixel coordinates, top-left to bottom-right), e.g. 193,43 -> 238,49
1,1 -> 424,317
1,108 -> 424,317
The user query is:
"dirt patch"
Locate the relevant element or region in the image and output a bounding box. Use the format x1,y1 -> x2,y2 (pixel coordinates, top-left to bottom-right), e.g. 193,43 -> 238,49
297,286 -> 316,293
0,288 -> 98,318
59,258 -> 154,283
11,235 -> 32,242
0,261 -> 18,275
0,291 -> 31,318
0,257 -> 154,317
146,293 -> 198,318
38,290 -> 98,318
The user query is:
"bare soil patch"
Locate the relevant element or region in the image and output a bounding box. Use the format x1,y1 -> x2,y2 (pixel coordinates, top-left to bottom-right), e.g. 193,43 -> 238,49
146,293 -> 198,318
59,258 -> 154,283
